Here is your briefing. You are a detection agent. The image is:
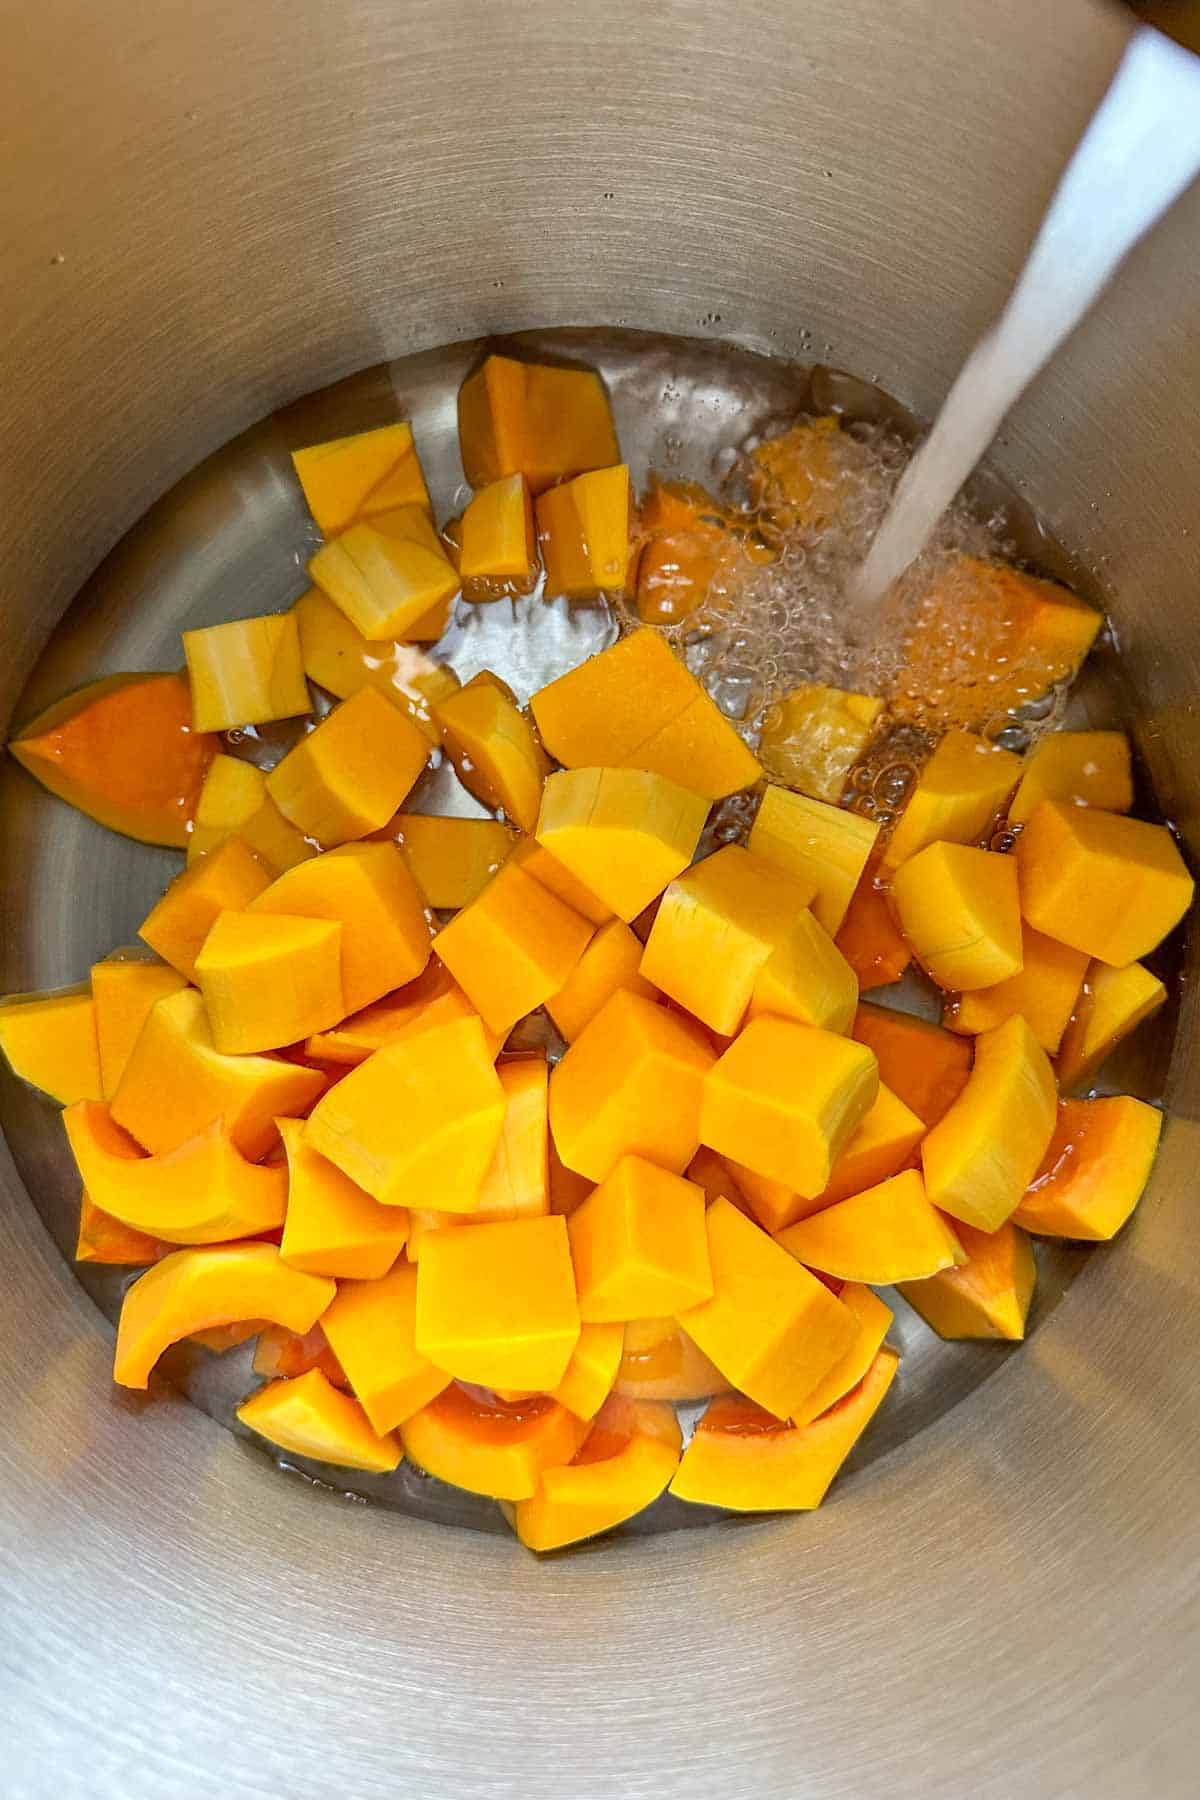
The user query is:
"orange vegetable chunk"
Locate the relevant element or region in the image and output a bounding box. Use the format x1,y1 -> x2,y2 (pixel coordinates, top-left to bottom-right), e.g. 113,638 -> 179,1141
114,1243 -> 335,1388
308,515 -> 458,641
277,1118 -> 408,1279
851,1002 -> 972,1126
506,835 -> 613,926
898,1219 -> 1035,1340
292,421 -> 429,537
247,840 -> 430,1013
459,473 -> 537,582
304,1014 -> 505,1210
921,1014 -> 1057,1231
8,670 -> 217,848
835,870 -> 912,991
1056,960 -> 1167,1091
194,910 -> 344,1054
790,1284 -> 894,1427
433,672 -> 550,834
529,627 -> 762,802
320,1261 -> 450,1432
393,814 -> 514,910
458,353 -> 619,494
567,1155 -> 712,1322
546,917 -> 658,1043
266,686 -> 430,847
0,985 -> 102,1105
613,1320 -> 728,1402
183,613 -> 310,733
90,956 -> 189,1099
401,1384 -> 590,1499
746,908 -> 858,1036
237,1369 -> 402,1472
701,1016 -> 878,1197
882,729 -> 1022,870
947,925 -> 1088,1054
639,845 -> 817,1035
64,1101 -> 287,1244
434,859 -> 592,1038
1013,1095 -> 1162,1241
110,988 -> 324,1158
748,415 -> 847,534
550,1321 -> 624,1420
549,989 -> 715,1182
891,841 -> 1022,992
670,1347 -> 899,1511
76,1193 -> 167,1266
677,1196 -> 857,1419
1008,729 -> 1133,826
416,1214 -> 580,1390
1015,800 -> 1193,965
776,1167 -> 964,1284
292,587 -> 456,721
305,965 -> 502,1068
759,683 -> 883,802
472,1056 -> 550,1222
747,786 -> 878,936
536,465 -> 633,599
139,836 -> 272,981
536,766 -> 709,924
252,1322 -> 347,1387
513,1395 -> 681,1551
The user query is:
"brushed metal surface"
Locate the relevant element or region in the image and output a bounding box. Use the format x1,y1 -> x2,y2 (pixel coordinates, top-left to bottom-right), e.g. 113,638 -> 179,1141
3,0 -> 1200,1795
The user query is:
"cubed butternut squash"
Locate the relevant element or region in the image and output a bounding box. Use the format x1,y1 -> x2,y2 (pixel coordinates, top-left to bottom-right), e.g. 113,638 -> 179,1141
90,956 -> 188,1100
1008,729 -> 1133,826
458,354 -> 619,494
401,1384 -> 590,1500
266,686 -> 431,847
183,613 -> 310,733
723,1084 -> 921,1234
947,925 -> 1087,1053
252,1322 -> 347,1388
188,755 -> 315,874
415,1213 -> 580,1390
194,910 -> 345,1054
835,869 -> 912,991
882,730 -> 1022,870
434,859 -> 593,1037
759,684 -> 883,802
567,1155 -> 712,1322
851,1002 -> 972,1127
550,1321 -> 624,1420
308,516 -> 458,642
1016,800 -> 1193,965
898,1219 -> 1035,1340
546,918 -> 658,1043
1056,960 -> 1167,1091
790,1284 -> 894,1428
613,1319 -> 728,1403
891,841 -> 1022,991
433,673 -> 550,834
305,963 -> 503,1068
512,1395 -> 681,1551
0,984 -> 102,1105
1013,1095 -> 1162,1240
291,421 -> 429,538
748,786 -> 878,936
139,835 -> 272,981
238,1368 -> 402,1473
292,587 -> 457,725
921,1014 -> 1057,1231
319,1261 -> 450,1432
393,814 -> 514,910
505,836 -> 613,926
473,1056 -> 550,1222
536,465 -> 633,599
459,473 -> 538,585
747,416 -> 846,534
76,1193 -> 167,1266
776,1167 -> 964,1284
277,1118 -> 408,1279
746,908 -> 858,1036
536,767 -> 710,923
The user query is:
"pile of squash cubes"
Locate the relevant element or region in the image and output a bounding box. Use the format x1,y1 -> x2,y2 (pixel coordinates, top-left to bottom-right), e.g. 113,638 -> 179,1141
0,351 -> 1191,1552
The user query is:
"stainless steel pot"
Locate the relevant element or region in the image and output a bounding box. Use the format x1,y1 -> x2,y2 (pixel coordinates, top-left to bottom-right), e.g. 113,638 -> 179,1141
3,1 -> 1199,1794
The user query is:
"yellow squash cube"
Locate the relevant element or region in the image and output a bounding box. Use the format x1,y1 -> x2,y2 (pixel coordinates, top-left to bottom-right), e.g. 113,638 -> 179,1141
277,1118 -> 409,1281
506,835 -> 613,925
415,1214 -> 581,1390
882,729 -> 1022,870
474,1055 -> 550,1222
0,984 -> 102,1105
305,1013 -> 505,1209
434,859 -> 593,1037
759,683 -> 883,802
746,908 -> 858,1036
776,1167 -> 965,1284
292,421 -> 429,538
188,755 -> 314,874
701,1016 -> 878,1198
546,918 -> 658,1043
747,786 -> 878,936
1015,800 -> 1193,965
90,955 -> 187,1099
639,845 -> 816,1036
393,814 -> 514,910
140,835 -> 272,980
308,516 -> 458,641
1008,729 -> 1133,826
536,766 -> 710,923
400,1385 -> 588,1500
460,473 -> 537,580
1014,1094 -> 1162,1241
292,587 -> 457,721
921,1014 -> 1057,1231
247,840 -> 430,1013
790,1284 -> 894,1428
897,1218 -> 1035,1340
549,989 -> 715,1182
1056,959 -> 1166,1090
458,353 -> 620,493
266,685 -> 430,846
237,1369 -> 402,1473
891,840 -> 1022,992
530,627 -> 762,802
512,1395 -> 681,1551
194,910 -> 345,1054
677,1196 -> 858,1419
433,672 -> 550,834
947,924 -> 1087,1053
319,1261 -> 450,1432
567,1155 -> 712,1322
536,464 -> 632,599
550,1321 -> 624,1420
183,613 -> 310,733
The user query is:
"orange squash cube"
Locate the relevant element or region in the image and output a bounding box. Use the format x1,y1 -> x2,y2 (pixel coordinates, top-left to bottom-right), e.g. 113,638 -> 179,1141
267,686 -> 430,847
529,627 -> 762,802
567,1155 -> 712,1322
613,1320 -> 728,1403
701,1017 -> 878,1197
457,353 -> 619,494
746,908 -> 858,1036
76,1192 -> 167,1266
776,1167 -> 964,1284
639,845 -> 816,1035
140,836 -> 272,980
1008,729 -> 1133,826
473,1056 -> 550,1222
187,754 -> 267,863
247,840 -> 430,1013
291,421 -> 429,538
110,987 -> 324,1158
947,924 -> 1087,1053
415,1213 -> 579,1390
505,835 -> 613,926
393,814 -> 514,910
1013,1095 -> 1162,1240
305,963 -> 502,1068
891,841 -> 1022,992
748,415 -> 846,533
759,683 -> 883,803
536,465 -> 633,599
790,1284 -> 893,1427
434,859 -> 593,1037
550,1321 -> 624,1420
0,984 -> 102,1105
319,1261 -> 450,1432
882,730 -> 1022,870
400,1384 -> 589,1500
90,956 -> 188,1100
835,869 -> 912,991
304,1014 -> 505,1209
921,1014 -> 1057,1231
898,1218 -> 1035,1340
277,1118 -> 408,1280
747,786 -> 878,936
291,587 -> 457,723
670,1347 -> 899,1511
549,989 -> 715,1182
433,672 -> 550,834
251,1322 -> 347,1388
512,1395 -> 681,1551
677,1197 -> 857,1419
8,670 -> 216,849
64,1101 -> 287,1245
183,613 -> 310,733
1016,800 -> 1193,965
546,918 -> 658,1043
536,766 -> 710,923
238,1368 -> 402,1473
1056,959 -> 1167,1091
851,1002 -> 972,1127
194,910 -> 345,1054
309,515 -> 458,641
459,473 -> 537,583
113,1243 -> 335,1389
